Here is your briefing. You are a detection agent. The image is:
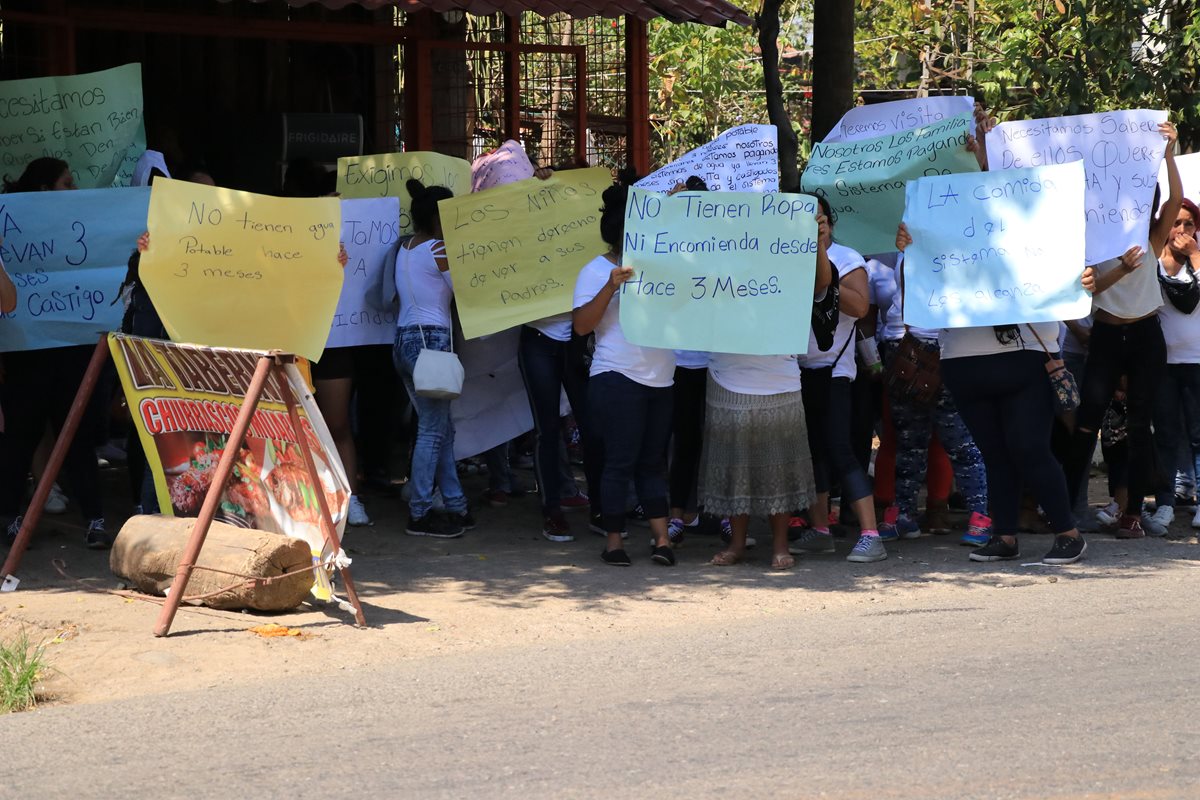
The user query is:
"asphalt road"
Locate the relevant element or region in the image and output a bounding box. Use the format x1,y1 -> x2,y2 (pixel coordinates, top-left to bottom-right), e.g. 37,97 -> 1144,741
5,561 -> 1199,800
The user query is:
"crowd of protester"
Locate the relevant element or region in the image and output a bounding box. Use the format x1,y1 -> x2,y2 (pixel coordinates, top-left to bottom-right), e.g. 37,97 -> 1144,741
1,104 -> 1196,575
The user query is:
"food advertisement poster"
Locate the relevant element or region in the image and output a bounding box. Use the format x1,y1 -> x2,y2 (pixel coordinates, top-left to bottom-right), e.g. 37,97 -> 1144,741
108,333 -> 350,600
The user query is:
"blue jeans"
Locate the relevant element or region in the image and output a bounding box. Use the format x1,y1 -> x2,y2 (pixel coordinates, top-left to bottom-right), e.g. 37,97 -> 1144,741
589,371 -> 672,532
1153,363 -> 1200,508
393,325 -> 467,519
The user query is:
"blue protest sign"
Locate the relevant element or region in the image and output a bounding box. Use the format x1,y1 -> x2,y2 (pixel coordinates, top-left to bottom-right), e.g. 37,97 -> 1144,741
325,197 -> 401,349
0,187 -> 149,351
901,161 -> 1091,328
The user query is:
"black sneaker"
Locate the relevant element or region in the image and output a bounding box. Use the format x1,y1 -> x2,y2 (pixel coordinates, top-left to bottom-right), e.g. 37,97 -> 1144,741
626,504 -> 649,527
406,514 -> 464,538
589,512 -> 628,539
453,510 -> 477,531
601,548 -> 632,566
85,518 -> 114,550
650,545 -> 676,566
968,536 -> 1020,562
1042,534 -> 1086,565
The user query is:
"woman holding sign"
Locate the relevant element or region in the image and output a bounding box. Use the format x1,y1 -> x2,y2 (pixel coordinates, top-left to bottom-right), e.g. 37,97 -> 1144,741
572,175 -> 676,567
1062,120 -> 1182,539
703,206 -> 834,570
393,179 -> 473,539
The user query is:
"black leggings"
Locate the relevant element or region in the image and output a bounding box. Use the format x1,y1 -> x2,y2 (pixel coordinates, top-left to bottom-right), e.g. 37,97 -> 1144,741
668,366 -> 707,512
800,370 -> 874,504
941,350 -> 1073,536
1063,317 -> 1165,516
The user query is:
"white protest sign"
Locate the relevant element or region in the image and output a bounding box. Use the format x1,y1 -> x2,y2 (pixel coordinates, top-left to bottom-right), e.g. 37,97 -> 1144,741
823,96 -> 976,143
986,109 -> 1168,265
325,198 -> 400,349
1159,152 -> 1200,206
901,161 -> 1090,328
451,329 -> 534,459
637,125 -> 778,193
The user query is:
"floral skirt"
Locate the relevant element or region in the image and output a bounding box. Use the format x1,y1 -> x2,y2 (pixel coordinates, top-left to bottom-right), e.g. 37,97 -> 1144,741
699,376 -> 816,517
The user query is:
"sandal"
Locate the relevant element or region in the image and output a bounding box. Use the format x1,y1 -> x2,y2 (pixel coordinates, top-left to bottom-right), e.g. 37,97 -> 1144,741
771,553 -> 796,570
710,550 -> 742,566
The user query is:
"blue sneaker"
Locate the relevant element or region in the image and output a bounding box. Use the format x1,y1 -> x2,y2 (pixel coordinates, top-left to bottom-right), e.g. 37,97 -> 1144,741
960,512 -> 993,547
879,507 -> 921,541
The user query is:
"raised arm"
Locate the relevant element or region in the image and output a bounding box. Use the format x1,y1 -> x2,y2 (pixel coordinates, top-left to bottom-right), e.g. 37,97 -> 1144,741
813,209 -> 832,295
1150,121 -> 1182,256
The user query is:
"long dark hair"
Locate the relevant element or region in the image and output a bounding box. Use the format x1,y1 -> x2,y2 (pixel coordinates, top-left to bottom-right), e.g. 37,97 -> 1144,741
406,178 -> 453,235
3,157 -> 69,192
599,166 -> 641,249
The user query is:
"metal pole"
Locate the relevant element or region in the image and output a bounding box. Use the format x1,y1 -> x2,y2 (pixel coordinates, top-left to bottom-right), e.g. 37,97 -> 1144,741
273,361 -> 367,627
1,336 -> 109,586
152,355 -> 274,637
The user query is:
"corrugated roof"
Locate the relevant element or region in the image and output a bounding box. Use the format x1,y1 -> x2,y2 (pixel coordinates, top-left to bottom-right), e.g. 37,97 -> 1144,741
220,0 -> 752,26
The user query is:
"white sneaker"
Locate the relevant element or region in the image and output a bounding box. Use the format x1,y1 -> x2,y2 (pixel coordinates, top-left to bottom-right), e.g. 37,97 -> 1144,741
44,483 -> 68,515
347,495 -> 372,527
1143,505 -> 1173,537
1095,501 -> 1121,527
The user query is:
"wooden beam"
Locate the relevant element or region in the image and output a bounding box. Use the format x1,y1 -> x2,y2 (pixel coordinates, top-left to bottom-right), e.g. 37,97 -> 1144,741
503,14 -> 522,143
625,15 -> 650,175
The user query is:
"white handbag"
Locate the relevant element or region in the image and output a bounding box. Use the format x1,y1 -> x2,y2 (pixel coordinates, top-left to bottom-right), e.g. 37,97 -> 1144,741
401,240 -> 464,400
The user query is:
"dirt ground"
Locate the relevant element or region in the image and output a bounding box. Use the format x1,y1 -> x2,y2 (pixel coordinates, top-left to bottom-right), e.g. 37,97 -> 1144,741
2,465 -> 1198,709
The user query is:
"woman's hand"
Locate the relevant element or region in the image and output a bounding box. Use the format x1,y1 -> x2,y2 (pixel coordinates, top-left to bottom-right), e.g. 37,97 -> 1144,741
534,167 -> 554,180
337,243 -> 349,269
1081,266 -> 1096,294
816,209 -> 830,243
666,181 -> 688,196
1119,244 -> 1145,273
608,265 -> 634,290
136,231 -> 150,253
895,222 -> 912,253
1172,232 -> 1199,259
1160,120 -> 1178,157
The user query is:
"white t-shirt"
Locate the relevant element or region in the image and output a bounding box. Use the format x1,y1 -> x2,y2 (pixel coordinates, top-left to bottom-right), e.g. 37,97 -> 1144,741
868,258 -> 905,342
1093,247 -> 1163,319
799,242 -> 866,379
675,350 -> 710,370
1158,262 -> 1200,364
940,321 -> 1061,360
573,255 -> 675,387
708,353 -> 801,395
528,312 -> 572,342
396,239 -> 454,328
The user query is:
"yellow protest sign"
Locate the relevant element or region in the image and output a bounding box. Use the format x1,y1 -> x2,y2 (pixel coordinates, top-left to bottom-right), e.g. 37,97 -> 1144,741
440,167 -> 610,339
139,178 -> 343,361
335,151 -> 472,233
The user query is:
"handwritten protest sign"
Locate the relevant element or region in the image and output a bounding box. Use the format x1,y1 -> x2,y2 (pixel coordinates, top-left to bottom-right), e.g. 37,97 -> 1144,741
901,161 -> 1090,329
986,109 -> 1168,264
823,96 -> 975,143
139,178 -> 342,361
619,188 -> 817,354
637,125 -> 779,193
801,113 -> 979,256
1159,152 -> 1200,206
440,167 -> 609,339
0,187 -> 149,352
325,198 -> 400,349
0,64 -> 145,189
108,334 -> 349,600
335,151 -> 472,234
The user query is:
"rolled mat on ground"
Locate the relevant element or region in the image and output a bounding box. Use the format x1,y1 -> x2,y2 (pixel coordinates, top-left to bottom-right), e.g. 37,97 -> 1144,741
111,515 -> 316,611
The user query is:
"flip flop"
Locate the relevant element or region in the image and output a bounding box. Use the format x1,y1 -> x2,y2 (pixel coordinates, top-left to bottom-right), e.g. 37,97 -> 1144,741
771,553 -> 796,570
710,550 -> 742,566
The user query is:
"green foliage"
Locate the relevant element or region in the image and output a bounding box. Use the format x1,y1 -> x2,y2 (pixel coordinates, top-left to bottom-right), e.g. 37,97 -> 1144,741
0,629 -> 49,713
855,1 -> 1200,149
648,1 -> 813,166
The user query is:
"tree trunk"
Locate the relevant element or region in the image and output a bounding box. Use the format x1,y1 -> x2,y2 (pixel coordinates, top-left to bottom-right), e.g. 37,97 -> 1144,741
757,0 -> 799,191
811,0 -> 856,144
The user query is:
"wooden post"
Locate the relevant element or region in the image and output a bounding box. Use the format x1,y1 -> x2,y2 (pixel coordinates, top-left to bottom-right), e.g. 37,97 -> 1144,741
1,337 -> 109,588
273,358 -> 367,627
625,15 -> 650,176
504,14 -> 522,144
152,356 -> 274,637
574,50 -> 588,167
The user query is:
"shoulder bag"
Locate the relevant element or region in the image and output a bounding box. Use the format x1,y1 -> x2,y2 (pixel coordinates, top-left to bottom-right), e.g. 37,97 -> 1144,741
1025,324 -> 1080,414
402,241 -> 464,400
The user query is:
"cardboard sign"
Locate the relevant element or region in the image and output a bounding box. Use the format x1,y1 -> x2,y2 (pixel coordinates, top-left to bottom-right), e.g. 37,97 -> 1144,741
619,188 -> 817,355
901,161 -> 1091,328
986,109 -> 1168,264
823,96 -> 976,143
325,198 -> 400,349
637,125 -> 779,193
335,151 -> 472,234
440,167 -> 610,339
108,333 -> 349,600
0,187 -> 150,352
139,178 -> 343,361
802,113 -> 979,256
0,64 -> 146,188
